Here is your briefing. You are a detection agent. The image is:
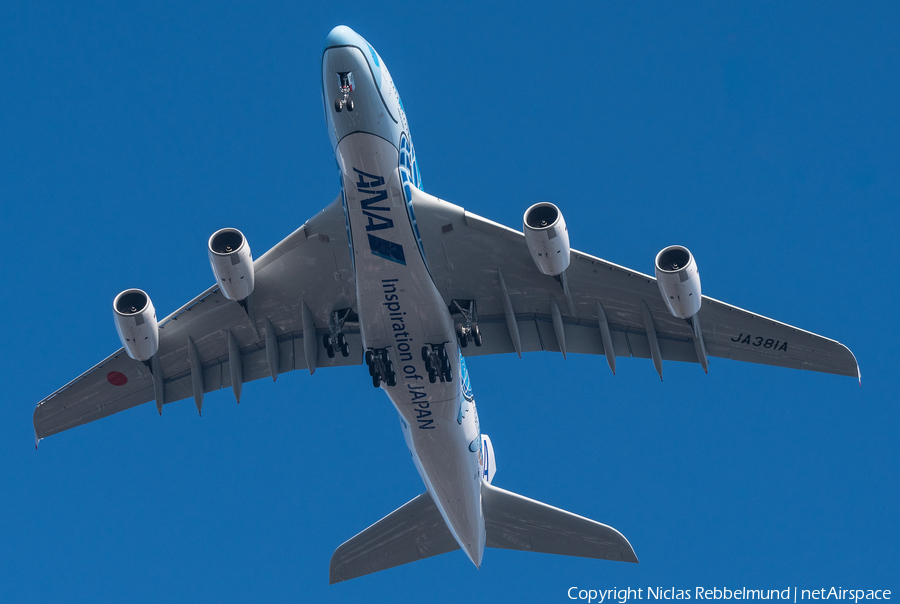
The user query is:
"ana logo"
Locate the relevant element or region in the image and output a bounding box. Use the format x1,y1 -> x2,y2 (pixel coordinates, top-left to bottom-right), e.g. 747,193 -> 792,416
354,167 -> 405,265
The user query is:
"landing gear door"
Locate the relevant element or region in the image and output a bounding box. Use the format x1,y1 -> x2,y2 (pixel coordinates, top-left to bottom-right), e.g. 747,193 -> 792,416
337,71 -> 355,92
481,434 -> 496,484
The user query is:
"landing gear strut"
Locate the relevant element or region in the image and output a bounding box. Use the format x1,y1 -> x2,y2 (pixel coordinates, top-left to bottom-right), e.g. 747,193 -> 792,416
365,348 -> 396,388
323,309 -> 352,359
452,300 -> 483,348
422,343 -> 453,383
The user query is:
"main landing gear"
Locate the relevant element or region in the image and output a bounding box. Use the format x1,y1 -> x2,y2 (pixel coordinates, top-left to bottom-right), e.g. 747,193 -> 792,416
365,348 -> 396,388
452,300 -> 483,348
422,343 -> 453,383
323,309 -> 352,358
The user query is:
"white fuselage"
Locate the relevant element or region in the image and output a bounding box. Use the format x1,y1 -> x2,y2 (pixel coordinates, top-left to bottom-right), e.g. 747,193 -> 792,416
322,26 -> 486,566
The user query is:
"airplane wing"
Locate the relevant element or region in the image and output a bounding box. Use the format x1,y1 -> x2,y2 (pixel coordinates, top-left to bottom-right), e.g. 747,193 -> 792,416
33,196 -> 360,442
411,190 -> 859,380
35,188 -> 859,442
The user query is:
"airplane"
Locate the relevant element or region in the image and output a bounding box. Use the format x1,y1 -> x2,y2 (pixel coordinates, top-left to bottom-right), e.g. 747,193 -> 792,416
32,26 -> 860,583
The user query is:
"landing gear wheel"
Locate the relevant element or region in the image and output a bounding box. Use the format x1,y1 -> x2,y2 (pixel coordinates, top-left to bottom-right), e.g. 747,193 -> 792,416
428,368 -> 436,383
334,98 -> 343,112
337,333 -> 350,357
457,324 -> 468,347
373,374 -> 381,388
347,99 -> 354,111
422,346 -> 430,362
474,326 -> 483,347
386,373 -> 397,387
326,344 -> 335,359
365,350 -> 374,365
368,363 -> 375,376
443,368 -> 453,382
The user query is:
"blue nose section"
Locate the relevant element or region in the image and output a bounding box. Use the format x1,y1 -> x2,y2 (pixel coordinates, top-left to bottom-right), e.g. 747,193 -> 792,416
325,25 -> 359,49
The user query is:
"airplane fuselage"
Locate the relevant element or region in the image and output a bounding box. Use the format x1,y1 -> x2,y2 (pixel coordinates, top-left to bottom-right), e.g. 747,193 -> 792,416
323,26 -> 486,566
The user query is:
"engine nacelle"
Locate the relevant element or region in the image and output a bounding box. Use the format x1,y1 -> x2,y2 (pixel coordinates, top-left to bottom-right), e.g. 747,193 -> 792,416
523,202 -> 570,276
655,245 -> 701,319
113,288 -> 159,361
208,228 -> 254,301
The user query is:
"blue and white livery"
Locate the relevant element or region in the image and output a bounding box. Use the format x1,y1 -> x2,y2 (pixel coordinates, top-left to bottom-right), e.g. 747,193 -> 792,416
32,25 -> 859,584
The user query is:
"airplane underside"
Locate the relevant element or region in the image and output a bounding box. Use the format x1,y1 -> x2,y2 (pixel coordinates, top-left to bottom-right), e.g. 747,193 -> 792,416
32,24 -> 858,584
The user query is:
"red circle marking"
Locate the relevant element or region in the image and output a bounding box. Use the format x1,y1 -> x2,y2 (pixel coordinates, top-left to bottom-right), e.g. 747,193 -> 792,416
107,371 -> 128,387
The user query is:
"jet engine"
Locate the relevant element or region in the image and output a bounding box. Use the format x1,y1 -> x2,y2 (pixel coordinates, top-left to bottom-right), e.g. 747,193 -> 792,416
523,202 -> 570,276
208,228 -> 255,301
113,288 -> 159,361
655,245 -> 701,319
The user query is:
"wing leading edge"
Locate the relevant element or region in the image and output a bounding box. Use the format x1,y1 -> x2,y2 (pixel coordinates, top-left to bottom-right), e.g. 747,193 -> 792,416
408,188 -> 858,380
33,196 -> 359,442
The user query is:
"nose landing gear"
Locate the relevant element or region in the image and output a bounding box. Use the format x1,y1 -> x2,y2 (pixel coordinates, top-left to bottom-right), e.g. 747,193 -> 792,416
333,71 -> 355,113
422,343 -> 453,383
365,348 -> 396,388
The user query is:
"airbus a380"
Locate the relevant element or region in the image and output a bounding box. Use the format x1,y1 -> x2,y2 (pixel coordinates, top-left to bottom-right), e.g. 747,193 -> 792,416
33,26 -> 860,582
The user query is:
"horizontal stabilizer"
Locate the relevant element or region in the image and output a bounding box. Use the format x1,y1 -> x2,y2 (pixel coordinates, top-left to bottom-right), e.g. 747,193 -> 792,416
330,484 -> 637,583
482,482 -> 638,563
329,492 -> 459,584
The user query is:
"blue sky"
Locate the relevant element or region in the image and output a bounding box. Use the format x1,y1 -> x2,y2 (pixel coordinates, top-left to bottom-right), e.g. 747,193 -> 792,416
1,2 -> 897,602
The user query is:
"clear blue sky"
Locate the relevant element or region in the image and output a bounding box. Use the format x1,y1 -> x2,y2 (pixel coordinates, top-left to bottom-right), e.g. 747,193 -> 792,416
2,2 -> 897,602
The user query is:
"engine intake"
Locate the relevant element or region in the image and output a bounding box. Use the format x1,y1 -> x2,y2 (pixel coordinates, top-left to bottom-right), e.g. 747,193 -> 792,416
655,245 -> 701,319
523,202 -> 570,276
208,228 -> 255,301
113,288 -> 159,361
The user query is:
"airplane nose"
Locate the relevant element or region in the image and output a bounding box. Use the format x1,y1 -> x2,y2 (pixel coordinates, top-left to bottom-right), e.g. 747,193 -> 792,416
324,25 -> 358,49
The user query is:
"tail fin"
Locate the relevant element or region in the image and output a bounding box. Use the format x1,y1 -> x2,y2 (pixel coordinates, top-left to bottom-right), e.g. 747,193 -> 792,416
329,484 -> 636,583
